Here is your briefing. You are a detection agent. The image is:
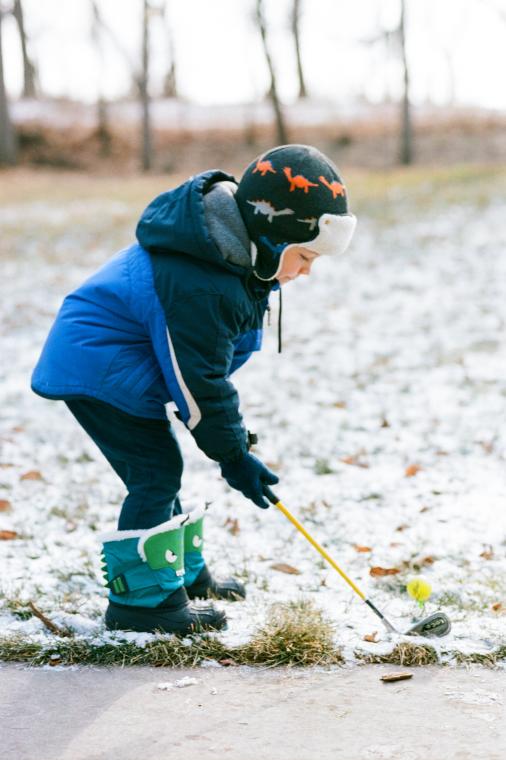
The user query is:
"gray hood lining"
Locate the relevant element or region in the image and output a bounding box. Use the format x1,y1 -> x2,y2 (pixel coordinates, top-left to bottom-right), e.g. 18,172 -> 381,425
203,181 -> 252,269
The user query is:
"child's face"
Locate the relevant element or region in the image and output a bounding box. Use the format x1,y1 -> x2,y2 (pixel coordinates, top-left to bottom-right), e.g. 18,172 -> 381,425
276,246 -> 319,285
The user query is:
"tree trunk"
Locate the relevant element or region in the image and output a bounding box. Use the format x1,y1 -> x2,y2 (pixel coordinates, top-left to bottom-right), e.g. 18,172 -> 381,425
398,0 -> 413,165
0,9 -> 18,165
140,0 -> 152,171
90,2 -> 112,157
255,0 -> 288,144
12,0 -> 37,98
162,1 -> 178,98
291,0 -> 307,99
96,97 -> 113,157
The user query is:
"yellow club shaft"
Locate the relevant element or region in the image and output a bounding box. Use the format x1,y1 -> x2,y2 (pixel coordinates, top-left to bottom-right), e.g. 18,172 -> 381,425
273,498 -> 366,602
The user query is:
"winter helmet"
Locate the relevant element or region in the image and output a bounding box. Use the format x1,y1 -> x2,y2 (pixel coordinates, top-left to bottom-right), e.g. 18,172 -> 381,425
235,144 -> 357,280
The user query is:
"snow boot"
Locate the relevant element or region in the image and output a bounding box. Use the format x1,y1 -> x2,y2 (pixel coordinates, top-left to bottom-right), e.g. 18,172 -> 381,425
100,514 -> 226,634
183,505 -> 246,602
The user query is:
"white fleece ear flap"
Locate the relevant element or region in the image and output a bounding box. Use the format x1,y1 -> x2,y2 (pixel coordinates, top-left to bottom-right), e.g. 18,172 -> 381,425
300,213 -> 357,256
273,213 -> 357,277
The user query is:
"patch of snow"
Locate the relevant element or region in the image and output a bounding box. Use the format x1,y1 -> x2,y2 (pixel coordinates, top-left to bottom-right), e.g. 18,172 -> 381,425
175,676 -> 199,688
1,186 -> 506,665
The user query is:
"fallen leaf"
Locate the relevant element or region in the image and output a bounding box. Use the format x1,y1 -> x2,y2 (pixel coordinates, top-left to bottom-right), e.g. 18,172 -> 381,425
333,401 -> 347,409
218,658 -> 237,667
419,506 -> 430,513
20,470 -> 43,481
340,454 -> 369,469
389,542 -> 403,548
270,562 -> 301,575
405,464 -> 422,477
491,603 -> 504,613
353,544 -> 372,553
0,463 -> 15,469
381,418 -> 390,428
0,530 -> 18,540
381,672 -> 413,683
395,524 -> 410,532
480,546 -> 494,560
363,631 -> 379,643
422,556 -> 435,565
370,566 -> 400,577
0,499 -> 12,512
224,517 -> 240,536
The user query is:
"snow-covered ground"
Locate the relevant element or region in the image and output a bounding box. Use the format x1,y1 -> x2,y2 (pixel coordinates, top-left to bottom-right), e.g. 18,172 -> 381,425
1,171 -> 506,665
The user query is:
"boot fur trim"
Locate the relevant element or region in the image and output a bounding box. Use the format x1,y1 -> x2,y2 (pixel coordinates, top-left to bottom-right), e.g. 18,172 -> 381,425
100,513 -> 189,546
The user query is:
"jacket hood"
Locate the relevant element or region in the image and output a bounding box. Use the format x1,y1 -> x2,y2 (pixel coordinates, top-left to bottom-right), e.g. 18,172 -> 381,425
136,170 -> 252,276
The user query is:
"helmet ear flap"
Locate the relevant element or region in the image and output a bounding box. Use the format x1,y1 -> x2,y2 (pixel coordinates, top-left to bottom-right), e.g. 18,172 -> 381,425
296,213 -> 357,257
236,144 -> 355,279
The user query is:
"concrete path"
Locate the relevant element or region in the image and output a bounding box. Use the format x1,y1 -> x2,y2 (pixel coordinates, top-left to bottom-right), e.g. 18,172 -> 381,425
1,663 -> 505,760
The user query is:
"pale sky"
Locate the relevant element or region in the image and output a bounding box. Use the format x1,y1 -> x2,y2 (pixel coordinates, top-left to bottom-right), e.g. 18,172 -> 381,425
3,0 -> 506,109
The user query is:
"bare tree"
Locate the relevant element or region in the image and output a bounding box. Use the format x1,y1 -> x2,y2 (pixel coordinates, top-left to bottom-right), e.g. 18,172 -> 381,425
12,0 -> 37,98
90,1 -> 112,157
161,0 -> 177,98
0,6 -> 18,165
291,0 -> 307,99
90,0 -> 154,171
139,0 -> 152,170
398,0 -> 413,164
361,2 -> 414,164
255,0 -> 288,144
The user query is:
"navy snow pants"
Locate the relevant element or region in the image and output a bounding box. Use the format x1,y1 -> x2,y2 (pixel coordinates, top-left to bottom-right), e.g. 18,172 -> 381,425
65,399 -> 183,530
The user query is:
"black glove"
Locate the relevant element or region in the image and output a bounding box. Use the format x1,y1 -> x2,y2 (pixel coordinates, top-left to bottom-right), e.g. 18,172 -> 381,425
220,452 -> 279,509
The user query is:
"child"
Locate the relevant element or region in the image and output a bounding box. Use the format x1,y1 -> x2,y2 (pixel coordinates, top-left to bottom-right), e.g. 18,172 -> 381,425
31,144 -> 357,634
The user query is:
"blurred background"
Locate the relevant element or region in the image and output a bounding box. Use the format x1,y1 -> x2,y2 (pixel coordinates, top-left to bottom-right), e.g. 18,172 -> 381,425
1,2 -> 506,664
1,0 -> 505,174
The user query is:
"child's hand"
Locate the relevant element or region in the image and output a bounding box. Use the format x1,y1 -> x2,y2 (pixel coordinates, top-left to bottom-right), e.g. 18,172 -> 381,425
220,453 -> 279,509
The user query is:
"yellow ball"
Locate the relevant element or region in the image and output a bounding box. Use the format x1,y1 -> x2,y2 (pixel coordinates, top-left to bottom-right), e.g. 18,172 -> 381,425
406,576 -> 432,603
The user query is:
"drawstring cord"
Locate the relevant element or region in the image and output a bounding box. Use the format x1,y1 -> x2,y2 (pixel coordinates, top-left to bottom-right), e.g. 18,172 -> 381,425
265,288 -> 283,353
277,287 -> 283,353
248,270 -> 282,353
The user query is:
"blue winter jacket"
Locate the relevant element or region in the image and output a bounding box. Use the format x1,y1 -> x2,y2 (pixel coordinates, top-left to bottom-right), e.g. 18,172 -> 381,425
31,171 -> 271,462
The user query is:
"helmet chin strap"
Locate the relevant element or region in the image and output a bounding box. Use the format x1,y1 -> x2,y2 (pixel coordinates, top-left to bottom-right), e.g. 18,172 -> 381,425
250,241 -> 284,354
250,241 -> 289,281
251,213 -> 357,281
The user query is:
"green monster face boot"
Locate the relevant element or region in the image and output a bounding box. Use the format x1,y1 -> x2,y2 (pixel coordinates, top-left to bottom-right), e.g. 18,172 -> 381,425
183,505 -> 246,602
100,514 -> 226,634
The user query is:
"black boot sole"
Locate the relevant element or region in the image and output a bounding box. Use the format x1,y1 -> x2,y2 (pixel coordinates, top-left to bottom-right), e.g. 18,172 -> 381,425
186,566 -> 246,602
105,589 -> 227,635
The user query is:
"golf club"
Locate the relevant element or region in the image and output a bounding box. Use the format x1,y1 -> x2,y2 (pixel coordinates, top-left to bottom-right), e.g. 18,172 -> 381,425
264,487 -> 451,638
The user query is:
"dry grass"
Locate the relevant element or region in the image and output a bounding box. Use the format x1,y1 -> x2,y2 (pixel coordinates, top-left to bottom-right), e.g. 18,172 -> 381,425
1,601 -> 505,668
356,642 -> 439,667
0,599 -> 342,668
238,599 -> 343,667
8,103 -> 506,174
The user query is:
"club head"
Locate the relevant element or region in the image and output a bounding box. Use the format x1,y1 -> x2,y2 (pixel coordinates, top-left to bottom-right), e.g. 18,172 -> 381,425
405,611 -> 451,638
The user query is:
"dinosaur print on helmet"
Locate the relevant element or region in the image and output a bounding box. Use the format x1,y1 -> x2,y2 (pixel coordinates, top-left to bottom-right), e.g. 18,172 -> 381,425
253,159 -> 277,176
236,144 -> 357,280
247,199 -> 295,223
283,167 -> 319,193
319,176 -> 346,199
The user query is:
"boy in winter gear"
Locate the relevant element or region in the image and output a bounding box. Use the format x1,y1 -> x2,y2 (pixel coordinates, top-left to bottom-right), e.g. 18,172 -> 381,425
31,144 -> 356,635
